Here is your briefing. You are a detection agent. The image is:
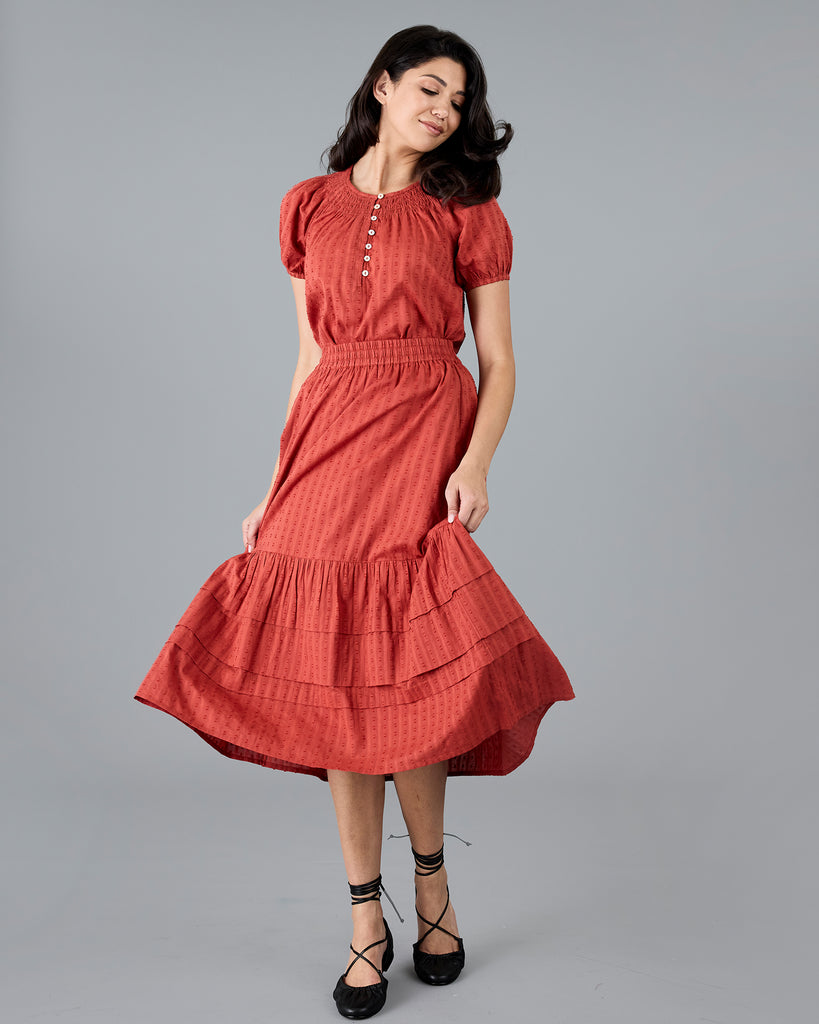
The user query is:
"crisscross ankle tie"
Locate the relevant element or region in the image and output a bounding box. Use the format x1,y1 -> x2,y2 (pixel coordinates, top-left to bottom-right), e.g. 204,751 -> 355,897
411,844 -> 445,875
387,831 -> 472,877
349,873 -> 405,923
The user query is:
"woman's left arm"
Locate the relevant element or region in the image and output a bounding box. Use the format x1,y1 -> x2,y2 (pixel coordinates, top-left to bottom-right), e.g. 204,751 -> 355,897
445,279 -> 515,532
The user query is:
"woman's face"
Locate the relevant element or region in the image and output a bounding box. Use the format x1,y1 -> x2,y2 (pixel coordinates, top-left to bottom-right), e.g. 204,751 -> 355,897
374,57 -> 467,152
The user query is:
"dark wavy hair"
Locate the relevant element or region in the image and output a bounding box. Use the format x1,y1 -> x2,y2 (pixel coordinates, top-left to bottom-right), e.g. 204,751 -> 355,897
323,25 -> 513,206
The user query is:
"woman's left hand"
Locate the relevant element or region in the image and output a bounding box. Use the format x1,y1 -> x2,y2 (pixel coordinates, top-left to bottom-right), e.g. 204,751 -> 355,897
445,460 -> 489,533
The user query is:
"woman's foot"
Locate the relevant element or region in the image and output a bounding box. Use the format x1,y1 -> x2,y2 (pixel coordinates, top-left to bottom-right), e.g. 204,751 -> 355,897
413,863 -> 460,955
342,900 -> 389,987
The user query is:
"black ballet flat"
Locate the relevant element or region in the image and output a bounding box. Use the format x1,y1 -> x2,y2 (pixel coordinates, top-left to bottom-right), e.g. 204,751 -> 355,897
333,875 -> 396,1019
411,844 -> 466,986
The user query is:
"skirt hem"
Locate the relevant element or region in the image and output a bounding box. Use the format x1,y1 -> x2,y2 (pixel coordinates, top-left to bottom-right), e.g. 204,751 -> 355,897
134,691 -> 571,782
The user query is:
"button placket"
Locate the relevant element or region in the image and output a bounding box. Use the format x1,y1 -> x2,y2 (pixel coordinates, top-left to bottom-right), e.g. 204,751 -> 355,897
361,193 -> 385,278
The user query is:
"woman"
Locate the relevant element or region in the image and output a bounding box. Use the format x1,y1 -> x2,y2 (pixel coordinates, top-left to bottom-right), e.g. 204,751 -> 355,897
135,24 -> 574,1020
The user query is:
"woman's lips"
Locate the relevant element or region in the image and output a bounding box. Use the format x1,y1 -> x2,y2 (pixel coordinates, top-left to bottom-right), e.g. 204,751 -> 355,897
420,120 -> 443,136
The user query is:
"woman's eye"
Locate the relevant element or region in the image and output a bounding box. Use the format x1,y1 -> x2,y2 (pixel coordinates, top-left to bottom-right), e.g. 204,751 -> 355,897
422,87 -> 463,112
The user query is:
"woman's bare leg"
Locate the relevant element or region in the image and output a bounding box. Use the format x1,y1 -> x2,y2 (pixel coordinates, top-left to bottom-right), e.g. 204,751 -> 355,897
392,760 -> 460,954
327,769 -> 388,986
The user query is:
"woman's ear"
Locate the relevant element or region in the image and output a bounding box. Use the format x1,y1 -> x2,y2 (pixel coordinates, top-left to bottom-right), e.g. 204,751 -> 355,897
373,69 -> 391,107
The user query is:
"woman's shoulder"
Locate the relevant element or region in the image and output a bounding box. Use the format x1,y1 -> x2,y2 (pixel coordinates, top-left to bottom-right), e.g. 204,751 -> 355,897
444,194 -> 511,232
281,173 -> 330,207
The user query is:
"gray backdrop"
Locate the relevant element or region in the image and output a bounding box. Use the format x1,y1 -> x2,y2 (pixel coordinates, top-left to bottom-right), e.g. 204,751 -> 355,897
2,1 -> 817,1020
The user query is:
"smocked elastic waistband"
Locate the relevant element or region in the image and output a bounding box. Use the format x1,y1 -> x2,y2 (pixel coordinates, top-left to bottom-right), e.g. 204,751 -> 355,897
318,337 -> 460,366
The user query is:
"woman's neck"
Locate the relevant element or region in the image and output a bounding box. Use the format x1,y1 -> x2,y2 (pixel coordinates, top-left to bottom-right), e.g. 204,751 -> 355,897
350,145 -> 421,195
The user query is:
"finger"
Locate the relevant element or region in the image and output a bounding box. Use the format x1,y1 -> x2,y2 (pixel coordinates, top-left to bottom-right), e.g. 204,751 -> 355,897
445,481 -> 460,523
465,507 -> 485,533
462,495 -> 489,532
459,499 -> 476,528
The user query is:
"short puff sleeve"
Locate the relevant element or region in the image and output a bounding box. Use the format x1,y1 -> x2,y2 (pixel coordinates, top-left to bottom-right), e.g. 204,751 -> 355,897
453,197 -> 513,291
279,175 -> 327,279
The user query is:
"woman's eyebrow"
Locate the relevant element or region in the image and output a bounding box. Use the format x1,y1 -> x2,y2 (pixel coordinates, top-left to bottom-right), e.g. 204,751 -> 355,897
419,73 -> 467,98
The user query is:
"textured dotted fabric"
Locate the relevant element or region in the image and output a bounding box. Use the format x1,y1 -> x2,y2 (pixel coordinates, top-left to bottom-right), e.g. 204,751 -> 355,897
134,167 -> 575,781
278,167 -> 515,348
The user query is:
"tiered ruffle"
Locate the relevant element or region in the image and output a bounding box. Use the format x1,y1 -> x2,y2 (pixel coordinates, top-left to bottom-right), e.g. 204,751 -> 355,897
135,516 -> 574,780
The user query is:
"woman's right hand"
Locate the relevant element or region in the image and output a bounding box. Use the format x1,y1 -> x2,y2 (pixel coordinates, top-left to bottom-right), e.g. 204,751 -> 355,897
242,501 -> 267,554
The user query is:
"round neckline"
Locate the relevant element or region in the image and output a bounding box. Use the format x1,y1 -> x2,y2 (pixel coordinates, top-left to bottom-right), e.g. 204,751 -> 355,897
344,165 -> 422,199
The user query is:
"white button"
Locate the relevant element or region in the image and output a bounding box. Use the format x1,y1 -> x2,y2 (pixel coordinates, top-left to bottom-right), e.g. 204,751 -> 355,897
371,215 -> 378,221
373,203 -> 381,210
363,255 -> 370,262
377,193 -> 384,199
368,229 -> 375,236
365,243 -> 372,249
362,269 -> 369,277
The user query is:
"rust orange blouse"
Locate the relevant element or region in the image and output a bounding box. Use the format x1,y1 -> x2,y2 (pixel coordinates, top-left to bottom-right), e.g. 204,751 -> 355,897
279,166 -> 513,352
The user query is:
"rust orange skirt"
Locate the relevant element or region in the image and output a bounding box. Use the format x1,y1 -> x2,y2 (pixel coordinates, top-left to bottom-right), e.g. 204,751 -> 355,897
134,337 -> 574,779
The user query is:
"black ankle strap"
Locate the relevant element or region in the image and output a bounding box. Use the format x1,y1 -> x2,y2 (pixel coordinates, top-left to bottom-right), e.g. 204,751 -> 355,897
411,844 -> 444,876
348,874 -> 405,923
348,875 -> 383,905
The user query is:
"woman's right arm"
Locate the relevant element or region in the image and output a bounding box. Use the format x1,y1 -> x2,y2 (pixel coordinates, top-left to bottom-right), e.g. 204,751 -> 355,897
241,277 -> 322,552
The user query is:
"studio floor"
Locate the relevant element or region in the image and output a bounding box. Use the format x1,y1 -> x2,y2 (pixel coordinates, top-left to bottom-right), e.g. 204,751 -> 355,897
4,764 -> 811,1023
